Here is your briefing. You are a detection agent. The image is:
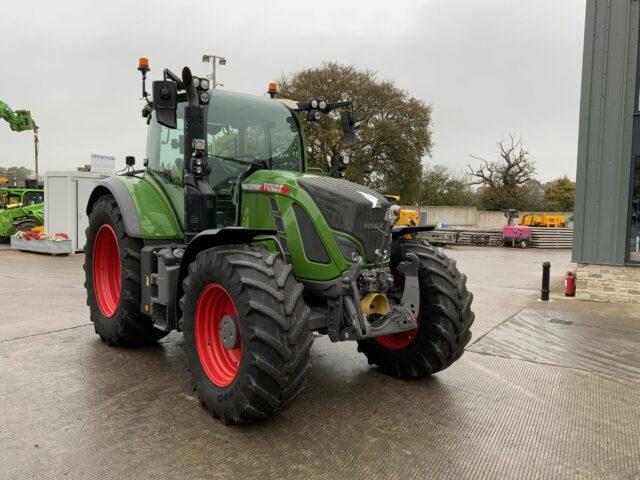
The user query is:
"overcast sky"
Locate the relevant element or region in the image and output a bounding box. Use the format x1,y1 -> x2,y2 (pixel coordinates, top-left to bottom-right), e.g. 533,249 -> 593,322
1,0 -> 585,181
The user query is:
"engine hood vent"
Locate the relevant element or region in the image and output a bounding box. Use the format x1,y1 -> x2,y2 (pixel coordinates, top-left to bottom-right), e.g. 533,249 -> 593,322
297,175 -> 390,263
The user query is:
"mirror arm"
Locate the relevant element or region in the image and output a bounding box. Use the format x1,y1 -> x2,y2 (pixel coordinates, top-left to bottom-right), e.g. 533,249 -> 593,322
324,100 -> 352,113
163,68 -> 185,90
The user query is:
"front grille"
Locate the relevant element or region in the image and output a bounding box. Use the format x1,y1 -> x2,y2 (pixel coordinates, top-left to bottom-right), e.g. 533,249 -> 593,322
297,176 -> 389,263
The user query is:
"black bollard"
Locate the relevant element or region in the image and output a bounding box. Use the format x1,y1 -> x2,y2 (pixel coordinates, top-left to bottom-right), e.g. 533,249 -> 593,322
541,261 -> 551,301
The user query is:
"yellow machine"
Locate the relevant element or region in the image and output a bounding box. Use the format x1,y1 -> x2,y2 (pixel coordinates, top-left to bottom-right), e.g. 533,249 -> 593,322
520,213 -> 566,228
384,195 -> 419,226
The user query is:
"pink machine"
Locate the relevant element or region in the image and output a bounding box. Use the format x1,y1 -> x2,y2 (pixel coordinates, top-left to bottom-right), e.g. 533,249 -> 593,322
502,225 -> 531,248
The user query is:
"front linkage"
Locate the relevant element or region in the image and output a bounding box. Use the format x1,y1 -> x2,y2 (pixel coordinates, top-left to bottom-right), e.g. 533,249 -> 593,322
304,207 -> 421,343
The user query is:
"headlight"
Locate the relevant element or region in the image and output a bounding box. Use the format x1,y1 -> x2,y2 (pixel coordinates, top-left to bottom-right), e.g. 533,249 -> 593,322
199,92 -> 210,104
200,78 -> 210,90
310,99 -> 319,109
194,166 -> 203,175
313,110 -> 321,121
318,99 -> 327,110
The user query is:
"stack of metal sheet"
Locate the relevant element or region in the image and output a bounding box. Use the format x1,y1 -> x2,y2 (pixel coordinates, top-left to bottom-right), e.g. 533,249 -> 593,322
528,227 -> 574,249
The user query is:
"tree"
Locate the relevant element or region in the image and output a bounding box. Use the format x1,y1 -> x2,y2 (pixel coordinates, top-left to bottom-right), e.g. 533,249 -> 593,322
468,135 -> 536,210
419,164 -> 475,206
520,179 -> 546,211
0,166 -> 34,187
544,176 -> 575,211
277,63 -> 433,203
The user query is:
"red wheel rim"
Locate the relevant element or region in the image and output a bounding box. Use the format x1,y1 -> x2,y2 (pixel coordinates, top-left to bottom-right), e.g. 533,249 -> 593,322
92,224 -> 121,318
195,284 -> 242,387
375,312 -> 420,350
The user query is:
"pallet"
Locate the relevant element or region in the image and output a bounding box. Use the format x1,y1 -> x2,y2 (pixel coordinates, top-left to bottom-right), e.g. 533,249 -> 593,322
423,230 -> 459,245
455,229 -> 503,246
420,227 -> 574,249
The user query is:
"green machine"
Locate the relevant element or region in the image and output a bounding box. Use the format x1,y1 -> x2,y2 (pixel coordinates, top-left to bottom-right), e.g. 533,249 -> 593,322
84,59 -> 474,424
0,187 -> 44,238
0,100 -> 37,132
0,99 -> 40,177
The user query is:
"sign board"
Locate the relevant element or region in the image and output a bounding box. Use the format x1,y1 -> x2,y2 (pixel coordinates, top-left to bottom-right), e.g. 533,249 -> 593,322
90,154 -> 116,174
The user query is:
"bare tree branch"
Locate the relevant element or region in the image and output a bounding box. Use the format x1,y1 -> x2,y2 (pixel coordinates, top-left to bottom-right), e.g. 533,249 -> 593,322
468,135 -> 535,191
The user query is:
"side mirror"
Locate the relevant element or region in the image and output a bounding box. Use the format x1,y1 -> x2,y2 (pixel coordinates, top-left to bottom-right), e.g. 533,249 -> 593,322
340,109 -> 356,147
152,81 -> 178,129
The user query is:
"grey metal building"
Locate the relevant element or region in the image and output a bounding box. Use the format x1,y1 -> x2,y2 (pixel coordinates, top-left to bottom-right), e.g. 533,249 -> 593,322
574,0 -> 640,303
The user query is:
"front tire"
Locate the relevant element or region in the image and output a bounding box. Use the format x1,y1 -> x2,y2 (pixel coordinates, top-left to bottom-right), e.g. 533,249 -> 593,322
357,241 -> 474,378
181,245 -> 313,424
84,194 -> 168,346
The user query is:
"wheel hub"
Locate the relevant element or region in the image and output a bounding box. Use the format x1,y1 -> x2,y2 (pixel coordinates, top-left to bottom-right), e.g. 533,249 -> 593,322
219,315 -> 239,350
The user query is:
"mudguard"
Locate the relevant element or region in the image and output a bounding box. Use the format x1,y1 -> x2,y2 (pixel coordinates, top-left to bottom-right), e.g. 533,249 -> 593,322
175,227 -> 277,329
86,177 -> 143,238
86,175 -> 183,240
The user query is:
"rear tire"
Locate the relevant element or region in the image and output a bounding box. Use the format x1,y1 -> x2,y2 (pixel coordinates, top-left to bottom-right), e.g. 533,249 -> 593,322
357,240 -> 474,378
84,194 -> 168,346
180,245 -> 313,424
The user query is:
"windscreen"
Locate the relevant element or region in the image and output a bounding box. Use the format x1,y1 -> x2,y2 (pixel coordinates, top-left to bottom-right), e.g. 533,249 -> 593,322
203,91 -> 303,204
145,89 -> 304,227
146,90 -> 304,189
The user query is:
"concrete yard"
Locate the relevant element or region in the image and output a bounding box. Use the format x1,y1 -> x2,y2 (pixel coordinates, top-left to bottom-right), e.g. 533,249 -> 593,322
1,245 -> 639,479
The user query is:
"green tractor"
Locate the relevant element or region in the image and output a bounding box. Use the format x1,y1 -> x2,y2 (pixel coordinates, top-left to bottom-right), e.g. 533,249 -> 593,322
0,187 -> 45,239
84,59 -> 474,424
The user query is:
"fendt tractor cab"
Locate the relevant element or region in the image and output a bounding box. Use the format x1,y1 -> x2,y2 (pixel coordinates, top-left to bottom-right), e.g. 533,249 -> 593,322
84,59 -> 474,424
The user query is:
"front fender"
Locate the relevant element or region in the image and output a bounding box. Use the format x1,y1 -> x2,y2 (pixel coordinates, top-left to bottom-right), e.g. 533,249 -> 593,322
86,177 -> 143,238
175,227 -> 277,329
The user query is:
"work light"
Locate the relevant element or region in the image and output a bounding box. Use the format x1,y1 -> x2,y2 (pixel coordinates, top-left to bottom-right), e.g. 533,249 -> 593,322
307,110 -> 322,121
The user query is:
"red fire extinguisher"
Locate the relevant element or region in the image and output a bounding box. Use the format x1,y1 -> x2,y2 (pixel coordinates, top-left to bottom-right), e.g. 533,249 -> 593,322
565,271 -> 576,297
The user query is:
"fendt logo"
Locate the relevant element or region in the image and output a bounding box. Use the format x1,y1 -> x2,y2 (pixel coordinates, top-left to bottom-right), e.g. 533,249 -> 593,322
358,191 -> 381,209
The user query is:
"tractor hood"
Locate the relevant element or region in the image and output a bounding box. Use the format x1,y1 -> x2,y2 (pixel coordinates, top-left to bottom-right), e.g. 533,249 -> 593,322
296,175 -> 390,263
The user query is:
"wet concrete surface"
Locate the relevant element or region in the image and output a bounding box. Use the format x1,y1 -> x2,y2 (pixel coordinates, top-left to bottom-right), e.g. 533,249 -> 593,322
1,245 -> 639,479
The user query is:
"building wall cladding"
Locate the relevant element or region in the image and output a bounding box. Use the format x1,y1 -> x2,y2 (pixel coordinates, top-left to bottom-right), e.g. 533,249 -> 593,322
573,0 -> 639,265
576,263 -> 640,304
